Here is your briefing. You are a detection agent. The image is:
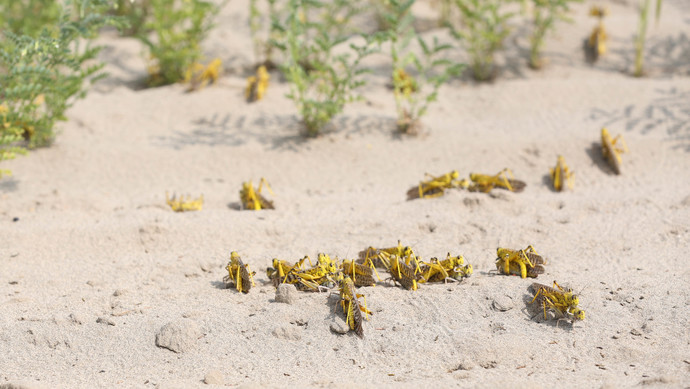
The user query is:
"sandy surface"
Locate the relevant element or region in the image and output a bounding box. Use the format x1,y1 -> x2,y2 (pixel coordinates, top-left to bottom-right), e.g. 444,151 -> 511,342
1,0 -> 689,387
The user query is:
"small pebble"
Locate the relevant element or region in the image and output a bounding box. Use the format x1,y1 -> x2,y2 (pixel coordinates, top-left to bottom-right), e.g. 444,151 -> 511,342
275,284 -> 297,304
203,370 -> 224,385
68,313 -> 85,325
96,316 -> 115,326
456,357 -> 475,371
330,321 -> 349,335
155,319 -> 201,353
271,325 -> 302,340
491,295 -> 513,312
113,289 -> 128,297
642,322 -> 653,333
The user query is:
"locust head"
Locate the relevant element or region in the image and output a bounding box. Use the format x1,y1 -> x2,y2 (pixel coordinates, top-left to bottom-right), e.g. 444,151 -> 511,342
571,308 -> 585,321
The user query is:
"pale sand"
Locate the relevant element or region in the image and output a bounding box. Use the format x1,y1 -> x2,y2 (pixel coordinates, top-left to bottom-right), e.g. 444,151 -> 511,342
1,0 -> 689,387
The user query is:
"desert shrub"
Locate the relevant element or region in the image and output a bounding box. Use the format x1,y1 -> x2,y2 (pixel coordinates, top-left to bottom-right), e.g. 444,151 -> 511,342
379,0 -> 463,134
450,0 -> 515,81
527,0 -> 582,69
272,0 -> 377,137
249,0 -> 289,67
0,110 -> 26,179
113,0 -> 151,36
0,0 -> 123,156
0,0 -> 61,38
140,0 -> 225,87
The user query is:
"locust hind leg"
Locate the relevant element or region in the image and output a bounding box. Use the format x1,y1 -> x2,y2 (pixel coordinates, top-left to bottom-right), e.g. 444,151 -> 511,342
612,134 -> 628,153
235,266 -> 242,292
356,294 -> 372,319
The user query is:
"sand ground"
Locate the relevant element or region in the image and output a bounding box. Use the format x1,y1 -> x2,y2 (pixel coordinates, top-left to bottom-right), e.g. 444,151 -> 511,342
1,0 -> 689,387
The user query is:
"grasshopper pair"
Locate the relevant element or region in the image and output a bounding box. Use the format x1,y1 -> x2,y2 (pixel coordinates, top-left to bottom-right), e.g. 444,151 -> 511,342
224,252 -> 256,293
550,155 -> 574,192
358,241 -> 422,290
240,178 -> 274,210
601,128 -> 628,174
266,257 -> 307,287
357,240 -> 415,270
387,253 -> 424,291
495,245 -> 546,279
530,281 -> 585,324
275,253 -> 339,292
165,192 -> 204,212
340,259 -> 379,287
467,168 -> 526,193
586,6 -> 608,62
186,58 -> 222,92
419,253 -> 473,283
407,170 -> 465,200
407,168 -> 526,200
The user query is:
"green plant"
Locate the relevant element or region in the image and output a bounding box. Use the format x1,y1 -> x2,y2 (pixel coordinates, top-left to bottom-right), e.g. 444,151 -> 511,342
370,0 -> 398,31
249,0 -> 286,67
634,0 -> 662,77
451,0 -> 514,81
430,0 -> 454,27
113,0 -> 151,36
0,0 -> 61,38
273,0 -> 377,136
379,0 -> 463,134
140,0 -> 224,87
0,107 -> 27,178
0,0 -> 124,151
527,0 -> 581,69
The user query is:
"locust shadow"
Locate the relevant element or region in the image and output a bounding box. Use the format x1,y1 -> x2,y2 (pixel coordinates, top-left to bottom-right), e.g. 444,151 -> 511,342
210,280 -> 228,290
325,292 -> 352,336
541,174 -> 558,193
227,202 -> 242,211
585,142 -> 617,175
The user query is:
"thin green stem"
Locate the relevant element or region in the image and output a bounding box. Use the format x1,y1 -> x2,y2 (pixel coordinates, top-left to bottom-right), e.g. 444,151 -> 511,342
634,0 -> 650,77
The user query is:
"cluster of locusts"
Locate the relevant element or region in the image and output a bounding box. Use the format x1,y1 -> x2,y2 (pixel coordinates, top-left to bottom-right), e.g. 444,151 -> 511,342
407,168 -> 526,200
222,241 -> 473,338
406,126 -> 627,200
222,241 -> 586,338
164,126 -> 628,212
495,245 -> 585,323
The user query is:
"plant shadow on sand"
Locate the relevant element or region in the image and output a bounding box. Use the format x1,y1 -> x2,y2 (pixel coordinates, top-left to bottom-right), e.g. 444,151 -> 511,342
0,177 -> 19,193
581,31 -> 690,78
587,86 -> 690,152
153,112 -> 398,151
